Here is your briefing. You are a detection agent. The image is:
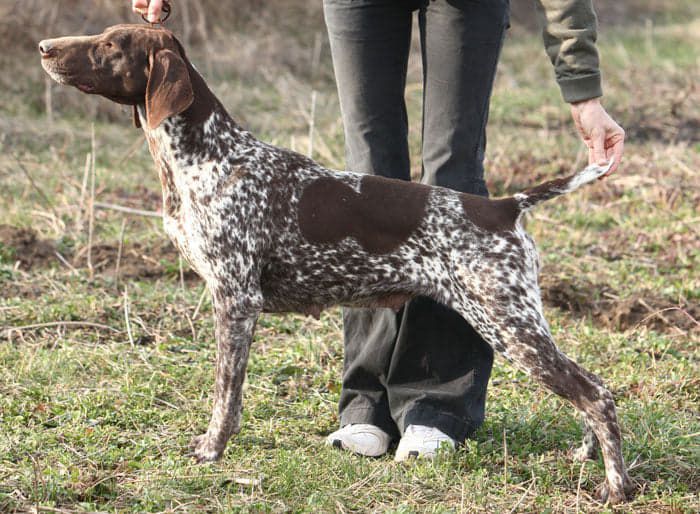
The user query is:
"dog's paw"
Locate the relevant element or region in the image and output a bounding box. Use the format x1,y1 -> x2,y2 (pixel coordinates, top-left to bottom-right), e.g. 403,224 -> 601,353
595,477 -> 636,505
189,433 -> 223,463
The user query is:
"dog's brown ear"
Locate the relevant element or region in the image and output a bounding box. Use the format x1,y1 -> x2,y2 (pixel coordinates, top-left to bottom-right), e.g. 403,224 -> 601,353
145,48 -> 194,130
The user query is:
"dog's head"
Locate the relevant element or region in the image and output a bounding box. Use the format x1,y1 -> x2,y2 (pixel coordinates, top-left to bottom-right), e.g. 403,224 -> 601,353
39,24 -> 193,129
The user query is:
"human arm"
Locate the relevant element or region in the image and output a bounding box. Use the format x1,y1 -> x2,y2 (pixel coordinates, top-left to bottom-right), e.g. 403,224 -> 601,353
535,0 -> 624,174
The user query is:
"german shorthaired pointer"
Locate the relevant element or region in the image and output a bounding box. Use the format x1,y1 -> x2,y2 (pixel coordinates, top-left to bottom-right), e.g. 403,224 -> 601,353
39,25 -> 634,503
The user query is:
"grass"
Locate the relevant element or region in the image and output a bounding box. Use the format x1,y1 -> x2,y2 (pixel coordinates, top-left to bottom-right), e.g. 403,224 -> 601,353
1,6 -> 699,513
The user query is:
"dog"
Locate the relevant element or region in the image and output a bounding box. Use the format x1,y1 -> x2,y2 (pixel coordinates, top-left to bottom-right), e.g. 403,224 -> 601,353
39,24 -> 634,503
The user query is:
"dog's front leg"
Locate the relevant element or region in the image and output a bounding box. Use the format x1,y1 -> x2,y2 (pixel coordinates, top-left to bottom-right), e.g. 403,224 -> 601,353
191,294 -> 261,463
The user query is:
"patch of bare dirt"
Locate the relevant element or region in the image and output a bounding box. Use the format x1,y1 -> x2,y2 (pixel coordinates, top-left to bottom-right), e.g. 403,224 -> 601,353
102,186 -> 163,213
625,114 -> 700,145
1,282 -> 46,300
586,227 -> 700,268
72,242 -> 198,281
620,79 -> 700,145
541,274 -> 699,334
0,225 -> 198,282
0,225 -> 56,269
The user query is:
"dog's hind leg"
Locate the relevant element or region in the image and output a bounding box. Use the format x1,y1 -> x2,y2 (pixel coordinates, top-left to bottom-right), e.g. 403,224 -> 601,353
448,289 -> 634,504
574,417 -> 600,462
520,334 -> 633,504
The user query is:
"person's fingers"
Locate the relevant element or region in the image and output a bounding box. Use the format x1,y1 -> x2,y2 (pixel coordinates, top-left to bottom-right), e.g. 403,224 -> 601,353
148,0 -> 164,23
132,0 -> 149,13
606,136 -> 624,175
590,128 -> 607,166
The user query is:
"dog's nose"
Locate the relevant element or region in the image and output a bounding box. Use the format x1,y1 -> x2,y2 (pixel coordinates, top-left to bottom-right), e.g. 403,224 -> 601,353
39,40 -> 56,57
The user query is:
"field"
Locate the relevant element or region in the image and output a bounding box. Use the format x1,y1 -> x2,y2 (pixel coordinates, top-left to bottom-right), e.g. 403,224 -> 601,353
1,1 -> 698,512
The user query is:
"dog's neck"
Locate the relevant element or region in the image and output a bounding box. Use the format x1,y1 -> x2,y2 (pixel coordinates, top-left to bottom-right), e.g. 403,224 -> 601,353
138,66 -> 258,219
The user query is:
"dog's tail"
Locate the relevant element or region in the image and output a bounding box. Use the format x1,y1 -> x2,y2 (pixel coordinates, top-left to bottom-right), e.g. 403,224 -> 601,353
514,159 -> 614,212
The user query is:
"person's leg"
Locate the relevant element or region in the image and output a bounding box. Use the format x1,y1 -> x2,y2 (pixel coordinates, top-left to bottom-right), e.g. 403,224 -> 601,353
420,0 -> 509,194
388,0 -> 510,447
323,0 -> 414,442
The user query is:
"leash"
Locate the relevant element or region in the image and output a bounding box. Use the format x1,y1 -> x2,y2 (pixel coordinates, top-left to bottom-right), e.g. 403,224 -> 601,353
140,0 -> 172,25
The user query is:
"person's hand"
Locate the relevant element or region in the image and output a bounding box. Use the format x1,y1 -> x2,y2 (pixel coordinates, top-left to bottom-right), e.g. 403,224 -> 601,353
132,0 -> 164,23
570,98 -> 625,176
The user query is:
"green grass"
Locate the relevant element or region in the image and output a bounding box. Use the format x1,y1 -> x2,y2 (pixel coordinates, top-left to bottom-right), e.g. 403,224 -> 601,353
1,10 -> 699,514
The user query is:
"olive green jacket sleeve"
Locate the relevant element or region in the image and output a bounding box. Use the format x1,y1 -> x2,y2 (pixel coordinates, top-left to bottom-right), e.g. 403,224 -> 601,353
535,0 -> 602,103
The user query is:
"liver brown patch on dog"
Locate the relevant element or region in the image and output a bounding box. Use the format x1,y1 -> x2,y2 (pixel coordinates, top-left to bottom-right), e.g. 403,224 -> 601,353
298,175 -> 430,254
460,194 -> 519,233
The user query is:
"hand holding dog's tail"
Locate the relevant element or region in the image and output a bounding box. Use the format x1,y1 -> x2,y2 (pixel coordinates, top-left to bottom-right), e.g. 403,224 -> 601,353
515,159 -> 614,212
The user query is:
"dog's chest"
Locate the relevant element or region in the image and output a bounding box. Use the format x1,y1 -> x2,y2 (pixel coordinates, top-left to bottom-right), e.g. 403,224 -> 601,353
150,164 -> 222,279
144,130 -> 226,280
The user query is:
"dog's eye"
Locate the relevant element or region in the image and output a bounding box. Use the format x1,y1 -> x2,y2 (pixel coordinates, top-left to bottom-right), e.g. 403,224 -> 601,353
104,42 -> 114,49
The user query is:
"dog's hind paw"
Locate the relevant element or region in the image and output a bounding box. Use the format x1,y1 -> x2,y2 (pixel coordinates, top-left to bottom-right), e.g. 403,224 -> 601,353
595,476 -> 636,505
189,433 -> 223,463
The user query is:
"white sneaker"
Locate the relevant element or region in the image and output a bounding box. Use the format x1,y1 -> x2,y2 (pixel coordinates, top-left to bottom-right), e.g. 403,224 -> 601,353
325,424 -> 392,457
394,424 -> 456,462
